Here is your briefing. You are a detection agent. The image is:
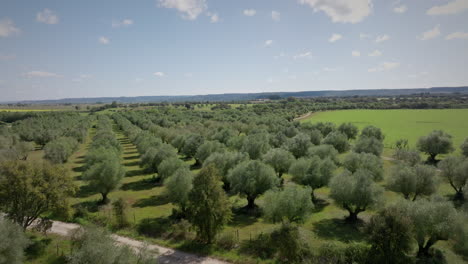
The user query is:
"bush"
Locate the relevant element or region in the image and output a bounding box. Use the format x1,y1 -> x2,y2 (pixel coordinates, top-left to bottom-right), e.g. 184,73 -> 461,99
216,232 -> 238,250
0,218 -> 30,264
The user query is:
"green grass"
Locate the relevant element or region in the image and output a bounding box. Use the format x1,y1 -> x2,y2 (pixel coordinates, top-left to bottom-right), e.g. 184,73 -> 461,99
301,109 -> 468,151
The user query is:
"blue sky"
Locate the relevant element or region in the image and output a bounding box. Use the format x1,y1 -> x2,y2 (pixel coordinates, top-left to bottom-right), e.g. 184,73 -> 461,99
1,0 -> 468,101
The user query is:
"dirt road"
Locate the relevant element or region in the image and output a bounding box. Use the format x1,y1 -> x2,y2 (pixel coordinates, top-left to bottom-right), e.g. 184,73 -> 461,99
48,220 -> 229,264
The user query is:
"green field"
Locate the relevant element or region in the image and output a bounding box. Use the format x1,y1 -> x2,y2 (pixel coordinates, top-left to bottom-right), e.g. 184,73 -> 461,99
302,109 -> 468,150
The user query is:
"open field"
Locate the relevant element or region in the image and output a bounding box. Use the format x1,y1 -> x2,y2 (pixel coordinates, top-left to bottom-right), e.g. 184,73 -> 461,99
301,109 -> 468,151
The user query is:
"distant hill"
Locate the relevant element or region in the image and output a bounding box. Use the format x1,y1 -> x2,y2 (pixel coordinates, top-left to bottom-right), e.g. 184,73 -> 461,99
5,86 -> 468,104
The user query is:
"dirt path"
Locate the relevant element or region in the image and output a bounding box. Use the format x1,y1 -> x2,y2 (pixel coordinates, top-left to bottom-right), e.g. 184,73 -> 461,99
294,112 -> 313,121
47,220 -> 229,264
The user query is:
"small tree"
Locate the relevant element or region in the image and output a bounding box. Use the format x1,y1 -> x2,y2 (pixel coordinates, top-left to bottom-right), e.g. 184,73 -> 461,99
353,136 -> 383,156
307,144 -> 339,164
158,156 -> 189,181
195,140 -> 225,165
343,152 -> 383,181
366,205 -> 413,264
203,151 -> 248,190
228,160 -> 279,209
289,156 -> 336,201
112,198 -> 130,229
83,154 -> 125,203
263,148 -> 295,177
0,161 -> 76,229
438,156 -> 468,200
286,133 -> 312,158
140,144 -> 178,173
165,167 -> 193,214
387,164 -> 437,201
181,134 -> 205,160
262,185 -> 314,223
393,148 -> 421,166
360,126 -> 385,141
187,165 -> 231,244
338,123 -> 359,140
329,169 -> 383,222
0,218 -> 30,264
241,133 -> 271,160
461,138 -> 468,157
321,131 -> 350,153
417,130 -> 454,163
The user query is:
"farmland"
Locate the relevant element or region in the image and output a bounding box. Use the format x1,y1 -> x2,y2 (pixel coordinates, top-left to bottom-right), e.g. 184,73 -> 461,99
302,109 -> 468,151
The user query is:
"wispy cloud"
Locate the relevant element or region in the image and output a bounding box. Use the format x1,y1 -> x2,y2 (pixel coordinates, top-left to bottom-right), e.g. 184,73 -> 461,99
243,9 -> 256,16
420,25 -> 441,40
375,34 -> 390,43
329,33 -> 343,43
351,51 -> 361,57
154,72 -> 165,77
112,19 -> 134,28
158,0 -> 207,20
393,5 -> 407,14
427,0 -> 468,15
0,18 -> 20,37
99,36 -> 110,44
445,31 -> 468,40
298,0 -> 372,24
368,50 -> 382,57
36,9 -> 59,24
271,11 -> 281,21
293,51 -> 312,59
368,62 -> 400,72
24,71 -> 62,78
264,39 -> 273,47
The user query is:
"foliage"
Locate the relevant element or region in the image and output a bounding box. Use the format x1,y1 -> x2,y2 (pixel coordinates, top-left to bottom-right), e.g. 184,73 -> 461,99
438,156 -> 468,199
417,130 -> 454,163
112,198 -> 130,229
241,133 -> 270,160
0,161 -> 76,229
187,165 -> 231,244
360,125 -> 385,141
181,133 -> 205,159
0,218 -> 30,264
343,152 -> 384,181
158,156 -> 189,180
228,160 -> 279,209
140,144 -> 177,173
461,138 -> 468,157
262,148 -> 295,177
329,169 -> 383,222
44,136 -> 79,163
366,205 -> 414,264
83,153 -> 125,203
289,156 -> 336,200
286,133 -> 312,158
338,122 -> 359,140
307,144 -> 339,164
203,151 -> 248,189
321,131 -> 350,153
262,185 -> 314,223
353,136 -> 383,156
195,140 -> 225,164
165,167 -> 194,213
393,148 -> 422,166
387,164 -> 438,201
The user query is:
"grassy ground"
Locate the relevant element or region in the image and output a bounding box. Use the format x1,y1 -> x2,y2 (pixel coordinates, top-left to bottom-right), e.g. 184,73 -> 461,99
301,109 -> 468,151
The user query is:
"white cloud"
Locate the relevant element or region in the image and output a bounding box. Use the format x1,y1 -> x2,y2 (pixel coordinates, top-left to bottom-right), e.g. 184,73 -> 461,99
271,11 -> 281,21
72,74 -> 92,82
293,51 -> 313,59
184,73 -> 194,78
445,31 -> 468,40
420,25 -> 441,40
0,53 -> 15,60
209,13 -> 219,23
368,62 -> 400,72
158,0 -> 207,20
24,71 -> 61,78
368,50 -> 382,57
112,19 -> 134,28
99,36 -> 110,44
427,0 -> 468,15
352,50 -> 361,57
375,34 -> 390,43
264,39 -> 273,47
393,5 -> 407,14
298,0 -> 372,24
243,9 -> 256,16
153,72 -> 165,77
329,33 -> 343,42
36,9 -> 59,24
323,67 -> 338,72
0,18 -> 20,37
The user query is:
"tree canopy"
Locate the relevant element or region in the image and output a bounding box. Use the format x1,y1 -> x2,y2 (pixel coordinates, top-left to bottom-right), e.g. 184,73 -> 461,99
417,130 -> 454,163
262,185 -> 314,223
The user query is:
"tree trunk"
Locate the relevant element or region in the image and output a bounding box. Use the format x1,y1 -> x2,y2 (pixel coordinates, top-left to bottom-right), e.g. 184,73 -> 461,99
417,238 -> 435,257
454,190 -> 465,201
246,196 -> 256,209
311,190 -> 317,203
101,192 -> 109,204
428,153 -> 437,164
347,211 -> 359,222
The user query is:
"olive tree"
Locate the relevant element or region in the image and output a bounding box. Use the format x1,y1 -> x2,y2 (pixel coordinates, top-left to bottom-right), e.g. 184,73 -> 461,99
195,140 -> 225,165
140,144 -> 178,173
307,144 -> 339,164
187,165 -> 231,244
360,126 -> 385,141
353,136 -> 383,156
438,156 -> 468,200
165,167 -> 193,214
393,149 -> 421,166
329,169 -> 383,222
0,161 -> 76,229
289,156 -> 336,201
462,138 -> 468,157
286,133 -> 312,158
262,148 -> 295,177
343,152 -> 384,181
83,153 -> 125,203
321,131 -> 350,153
0,218 -> 30,264
338,123 -> 359,140
262,185 -> 314,223
44,137 -> 79,164
387,164 -> 438,201
158,156 -> 189,181
181,134 -> 205,160
203,151 -> 248,190
417,130 -> 454,163
241,133 -> 270,160
228,160 -> 279,209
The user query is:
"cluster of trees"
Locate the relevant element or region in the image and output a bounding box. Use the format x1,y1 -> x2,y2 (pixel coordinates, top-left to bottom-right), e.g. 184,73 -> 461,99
13,112 -> 89,148
0,126 -> 35,162
44,136 -> 79,164
83,115 -> 125,204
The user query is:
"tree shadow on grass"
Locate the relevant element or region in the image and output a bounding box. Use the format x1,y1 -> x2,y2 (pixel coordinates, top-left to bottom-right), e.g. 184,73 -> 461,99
313,218 -> 366,243
74,200 -> 99,213
123,154 -> 140,160
72,165 -> 86,173
311,198 -> 330,213
75,184 -> 97,198
124,160 -> 140,167
229,211 -> 259,228
124,150 -> 139,155
120,178 -> 155,191
125,168 -> 146,177
175,240 -> 214,258
137,217 -> 172,238
133,194 -> 170,208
